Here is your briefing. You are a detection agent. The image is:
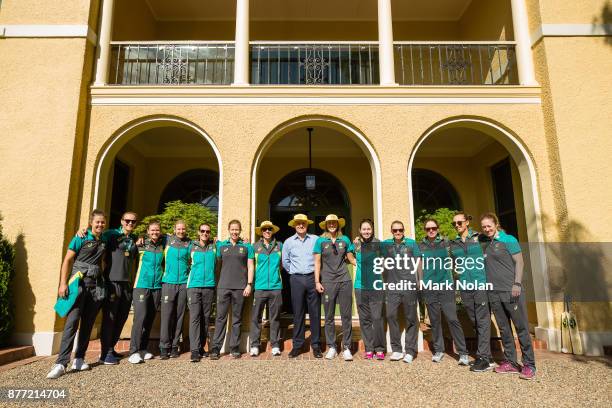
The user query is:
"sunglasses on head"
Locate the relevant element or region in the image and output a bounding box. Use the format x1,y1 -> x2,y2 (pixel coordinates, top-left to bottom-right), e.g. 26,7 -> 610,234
261,227 -> 273,232
392,228 -> 404,233
123,219 -> 137,225
199,229 -> 211,233
425,227 -> 438,232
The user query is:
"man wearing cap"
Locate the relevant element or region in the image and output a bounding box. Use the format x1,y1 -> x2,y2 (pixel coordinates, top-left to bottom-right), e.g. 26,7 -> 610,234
249,221 -> 283,357
282,214 -> 323,358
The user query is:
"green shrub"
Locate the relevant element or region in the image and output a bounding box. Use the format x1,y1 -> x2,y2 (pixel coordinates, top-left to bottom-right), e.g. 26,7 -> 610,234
414,207 -> 458,242
134,200 -> 218,241
0,214 -> 16,346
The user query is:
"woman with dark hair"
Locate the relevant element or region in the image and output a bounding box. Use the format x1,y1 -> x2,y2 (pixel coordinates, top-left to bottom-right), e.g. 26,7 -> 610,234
47,209 -> 108,379
351,219 -> 385,360
419,218 -> 469,365
480,212 -> 535,380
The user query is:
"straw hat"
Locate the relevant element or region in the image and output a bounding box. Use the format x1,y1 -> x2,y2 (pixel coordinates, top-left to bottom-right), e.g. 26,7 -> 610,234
255,220 -> 280,235
319,214 -> 346,230
288,214 -> 314,227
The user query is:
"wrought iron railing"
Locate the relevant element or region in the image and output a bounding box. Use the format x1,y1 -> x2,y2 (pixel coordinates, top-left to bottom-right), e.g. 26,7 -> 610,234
250,42 -> 379,85
109,42 -> 235,85
394,42 -> 518,85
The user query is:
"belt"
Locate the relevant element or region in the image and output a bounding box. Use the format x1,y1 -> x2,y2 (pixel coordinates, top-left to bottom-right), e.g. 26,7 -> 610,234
290,272 -> 314,276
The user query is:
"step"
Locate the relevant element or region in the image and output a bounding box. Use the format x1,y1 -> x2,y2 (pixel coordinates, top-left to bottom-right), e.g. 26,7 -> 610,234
0,346 -> 35,366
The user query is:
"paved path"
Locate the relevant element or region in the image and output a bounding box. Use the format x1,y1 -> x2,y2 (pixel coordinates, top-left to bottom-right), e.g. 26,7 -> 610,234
1,351 -> 610,407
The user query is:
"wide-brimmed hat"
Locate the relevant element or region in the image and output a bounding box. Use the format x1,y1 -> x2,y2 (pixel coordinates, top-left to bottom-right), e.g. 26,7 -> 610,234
319,214 -> 346,230
288,214 -> 314,227
255,220 -> 280,235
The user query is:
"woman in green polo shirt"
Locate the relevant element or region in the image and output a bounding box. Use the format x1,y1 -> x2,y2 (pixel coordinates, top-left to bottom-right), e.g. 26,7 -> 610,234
187,223 -> 217,362
314,214 -> 355,361
480,212 -> 535,380
449,212 -> 492,372
419,218 -> 469,365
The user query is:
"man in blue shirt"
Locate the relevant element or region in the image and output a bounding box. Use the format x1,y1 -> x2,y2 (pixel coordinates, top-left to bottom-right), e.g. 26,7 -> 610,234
282,214 -> 322,358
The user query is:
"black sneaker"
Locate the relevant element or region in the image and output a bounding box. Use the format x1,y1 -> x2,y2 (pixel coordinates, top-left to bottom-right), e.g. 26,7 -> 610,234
471,357 -> 494,372
159,348 -> 170,360
288,348 -> 302,358
312,347 -> 323,359
112,350 -> 123,359
190,352 -> 201,363
231,350 -> 241,359
200,350 -> 209,358
170,348 -> 180,358
210,349 -> 220,360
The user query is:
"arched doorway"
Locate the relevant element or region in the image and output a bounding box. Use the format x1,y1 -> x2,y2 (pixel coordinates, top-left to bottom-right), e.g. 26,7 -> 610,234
412,168 -> 462,216
269,168 -> 351,242
408,117 -> 555,349
158,169 -> 219,213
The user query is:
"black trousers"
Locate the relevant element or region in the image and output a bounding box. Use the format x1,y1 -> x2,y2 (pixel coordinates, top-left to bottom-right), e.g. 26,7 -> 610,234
460,290 -> 492,359
159,283 -> 187,351
249,289 -> 283,348
100,281 -> 132,358
56,285 -> 103,366
322,281 -> 353,349
355,289 -> 385,353
489,290 -> 535,368
211,288 -> 245,352
424,290 -> 467,354
385,291 -> 419,355
187,287 -> 215,353
129,288 -> 161,355
290,273 -> 321,349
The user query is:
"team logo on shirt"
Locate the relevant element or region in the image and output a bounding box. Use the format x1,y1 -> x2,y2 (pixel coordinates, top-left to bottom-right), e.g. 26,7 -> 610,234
324,244 -> 330,250
223,247 -> 229,253
85,242 -> 94,248
239,247 -> 245,254
257,247 -> 263,253
338,242 -> 344,248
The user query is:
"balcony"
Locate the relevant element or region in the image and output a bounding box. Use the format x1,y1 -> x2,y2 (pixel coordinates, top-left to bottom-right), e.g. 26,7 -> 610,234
109,41 -> 517,86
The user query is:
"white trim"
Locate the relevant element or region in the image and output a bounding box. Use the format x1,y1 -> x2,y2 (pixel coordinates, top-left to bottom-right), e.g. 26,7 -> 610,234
407,118 -> 555,333
12,331 -> 62,356
0,24 -> 97,44
250,117 -> 384,241
93,117 -> 224,236
531,24 -> 612,46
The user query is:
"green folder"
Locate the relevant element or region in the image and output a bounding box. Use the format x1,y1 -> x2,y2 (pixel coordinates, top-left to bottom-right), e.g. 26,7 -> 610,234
54,271 -> 83,318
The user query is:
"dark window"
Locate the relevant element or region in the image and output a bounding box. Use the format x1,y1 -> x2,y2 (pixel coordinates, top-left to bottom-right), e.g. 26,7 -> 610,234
110,159 -> 130,227
411,169 -> 461,215
491,158 -> 518,238
158,169 -> 219,213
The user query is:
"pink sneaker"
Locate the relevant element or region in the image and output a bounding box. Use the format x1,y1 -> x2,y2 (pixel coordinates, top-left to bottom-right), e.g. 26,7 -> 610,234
375,352 -> 385,360
519,365 -> 536,380
364,352 -> 374,360
495,361 -> 520,374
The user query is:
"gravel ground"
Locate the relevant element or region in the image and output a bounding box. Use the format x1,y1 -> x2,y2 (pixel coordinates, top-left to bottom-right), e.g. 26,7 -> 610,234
1,352 -> 610,407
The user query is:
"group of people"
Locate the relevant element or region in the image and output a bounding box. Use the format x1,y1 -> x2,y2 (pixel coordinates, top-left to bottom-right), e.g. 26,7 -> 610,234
47,209 -> 536,380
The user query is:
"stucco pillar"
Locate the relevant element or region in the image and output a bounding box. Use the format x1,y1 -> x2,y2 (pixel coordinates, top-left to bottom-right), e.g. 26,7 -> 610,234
233,0 -> 250,86
377,0 -> 396,86
510,0 -> 538,85
94,0 -> 115,86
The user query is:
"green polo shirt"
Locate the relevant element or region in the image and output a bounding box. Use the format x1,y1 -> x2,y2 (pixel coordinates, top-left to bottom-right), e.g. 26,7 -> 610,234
187,240 -> 216,289
134,238 -> 165,289
449,230 -> 487,287
481,230 -> 522,292
253,239 -> 283,291
419,236 -> 453,285
353,238 -> 381,290
313,235 -> 353,284
216,239 -> 255,290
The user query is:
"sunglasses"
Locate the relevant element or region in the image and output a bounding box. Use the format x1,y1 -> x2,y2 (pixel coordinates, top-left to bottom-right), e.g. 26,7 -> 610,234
261,227 -> 273,232
425,227 -> 439,232
199,229 -> 211,233
392,228 -> 404,233
331,242 -> 338,256
451,221 -> 466,227
123,219 -> 137,225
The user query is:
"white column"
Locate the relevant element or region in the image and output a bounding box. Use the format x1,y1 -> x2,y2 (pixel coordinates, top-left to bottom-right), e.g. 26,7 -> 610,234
510,0 -> 537,85
377,0 -> 396,86
233,0 -> 250,86
94,0 -> 115,86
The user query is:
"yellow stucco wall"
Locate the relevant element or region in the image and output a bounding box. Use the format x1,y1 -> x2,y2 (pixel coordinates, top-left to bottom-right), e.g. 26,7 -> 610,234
0,0 -> 95,25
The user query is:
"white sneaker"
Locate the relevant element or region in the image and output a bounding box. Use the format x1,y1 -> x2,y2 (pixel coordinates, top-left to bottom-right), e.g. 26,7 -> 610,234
142,351 -> 153,360
342,349 -> 353,361
458,354 -> 469,366
71,358 -> 89,371
325,347 -> 338,360
403,354 -> 414,364
249,347 -> 259,357
271,347 -> 281,356
432,352 -> 444,363
128,353 -> 143,364
46,364 -> 66,379
389,352 -> 404,361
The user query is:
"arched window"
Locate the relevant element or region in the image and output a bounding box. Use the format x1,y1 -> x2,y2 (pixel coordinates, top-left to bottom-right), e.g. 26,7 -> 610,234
158,169 -> 219,213
411,169 -> 461,215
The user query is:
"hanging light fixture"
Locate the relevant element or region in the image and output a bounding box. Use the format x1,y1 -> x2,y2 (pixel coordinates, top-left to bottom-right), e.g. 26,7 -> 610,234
305,127 -> 316,190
